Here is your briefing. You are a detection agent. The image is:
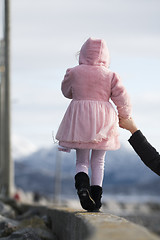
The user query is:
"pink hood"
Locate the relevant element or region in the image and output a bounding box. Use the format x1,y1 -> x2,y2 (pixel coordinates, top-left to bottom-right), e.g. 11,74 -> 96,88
79,38 -> 110,68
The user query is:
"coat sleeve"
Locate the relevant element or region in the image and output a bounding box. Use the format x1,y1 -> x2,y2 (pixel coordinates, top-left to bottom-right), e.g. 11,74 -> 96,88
129,130 -> 160,176
111,72 -> 132,118
61,68 -> 73,99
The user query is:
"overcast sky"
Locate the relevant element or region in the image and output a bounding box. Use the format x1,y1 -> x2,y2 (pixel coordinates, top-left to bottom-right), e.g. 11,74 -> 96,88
4,0 -> 160,156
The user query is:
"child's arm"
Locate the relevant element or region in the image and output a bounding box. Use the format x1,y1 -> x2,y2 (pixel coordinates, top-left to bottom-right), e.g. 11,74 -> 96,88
111,73 -> 131,118
61,68 -> 73,99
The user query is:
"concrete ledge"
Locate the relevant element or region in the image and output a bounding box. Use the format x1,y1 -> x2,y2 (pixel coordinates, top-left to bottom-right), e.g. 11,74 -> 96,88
77,211 -> 159,240
48,208 -> 93,240
23,205 -> 160,240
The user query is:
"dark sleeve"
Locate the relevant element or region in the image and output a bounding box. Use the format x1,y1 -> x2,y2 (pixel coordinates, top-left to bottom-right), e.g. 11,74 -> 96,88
128,130 -> 160,176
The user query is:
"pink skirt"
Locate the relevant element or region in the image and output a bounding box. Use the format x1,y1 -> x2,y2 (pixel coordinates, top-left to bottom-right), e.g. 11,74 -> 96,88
56,100 -> 120,150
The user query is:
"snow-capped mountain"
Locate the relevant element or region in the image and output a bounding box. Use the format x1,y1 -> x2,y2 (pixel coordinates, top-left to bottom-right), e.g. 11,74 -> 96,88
14,143 -> 160,198
12,135 -> 38,159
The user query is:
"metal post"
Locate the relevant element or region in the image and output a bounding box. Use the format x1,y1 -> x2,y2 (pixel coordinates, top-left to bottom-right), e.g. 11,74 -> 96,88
54,150 -> 62,204
0,3 -> 6,194
0,40 -> 5,179
0,0 -> 13,197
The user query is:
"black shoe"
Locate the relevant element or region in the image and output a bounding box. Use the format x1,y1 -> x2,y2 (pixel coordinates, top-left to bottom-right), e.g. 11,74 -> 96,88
90,185 -> 103,211
75,172 -> 96,211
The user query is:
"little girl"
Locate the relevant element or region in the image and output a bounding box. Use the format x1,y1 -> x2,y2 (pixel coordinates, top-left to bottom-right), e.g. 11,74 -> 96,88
56,38 -> 131,211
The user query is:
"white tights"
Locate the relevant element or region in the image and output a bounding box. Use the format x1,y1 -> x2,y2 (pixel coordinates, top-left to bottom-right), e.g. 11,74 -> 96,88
76,149 -> 106,187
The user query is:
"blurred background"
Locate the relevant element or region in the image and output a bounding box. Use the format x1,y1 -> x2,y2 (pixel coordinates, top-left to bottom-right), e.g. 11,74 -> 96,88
1,0 -> 160,236
10,0 -> 160,153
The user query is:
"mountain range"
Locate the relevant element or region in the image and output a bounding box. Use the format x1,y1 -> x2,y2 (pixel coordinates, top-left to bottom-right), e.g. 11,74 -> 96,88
14,143 -> 160,199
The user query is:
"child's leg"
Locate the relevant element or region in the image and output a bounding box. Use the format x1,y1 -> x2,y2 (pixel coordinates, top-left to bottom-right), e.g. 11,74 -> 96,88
76,149 -> 90,174
90,150 -> 106,211
75,149 -> 96,211
91,150 -> 106,186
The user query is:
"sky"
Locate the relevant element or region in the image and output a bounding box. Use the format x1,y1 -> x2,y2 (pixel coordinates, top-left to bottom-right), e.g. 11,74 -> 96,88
1,0 -> 160,157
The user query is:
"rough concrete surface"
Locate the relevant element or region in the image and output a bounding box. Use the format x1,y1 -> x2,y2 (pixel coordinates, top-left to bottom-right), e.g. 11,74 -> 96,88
44,205 -> 160,240
77,211 -> 160,240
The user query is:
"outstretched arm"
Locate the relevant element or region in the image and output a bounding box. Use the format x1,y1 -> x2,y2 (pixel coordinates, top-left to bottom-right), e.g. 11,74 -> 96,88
119,117 -> 160,176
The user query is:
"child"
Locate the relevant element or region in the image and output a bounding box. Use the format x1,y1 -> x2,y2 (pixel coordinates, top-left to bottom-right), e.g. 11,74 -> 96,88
56,38 -> 131,211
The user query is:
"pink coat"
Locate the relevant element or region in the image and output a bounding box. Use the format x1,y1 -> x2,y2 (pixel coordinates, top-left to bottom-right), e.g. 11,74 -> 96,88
56,38 -> 131,150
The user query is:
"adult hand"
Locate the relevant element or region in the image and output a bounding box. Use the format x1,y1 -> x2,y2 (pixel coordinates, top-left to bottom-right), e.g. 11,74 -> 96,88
119,117 -> 138,134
